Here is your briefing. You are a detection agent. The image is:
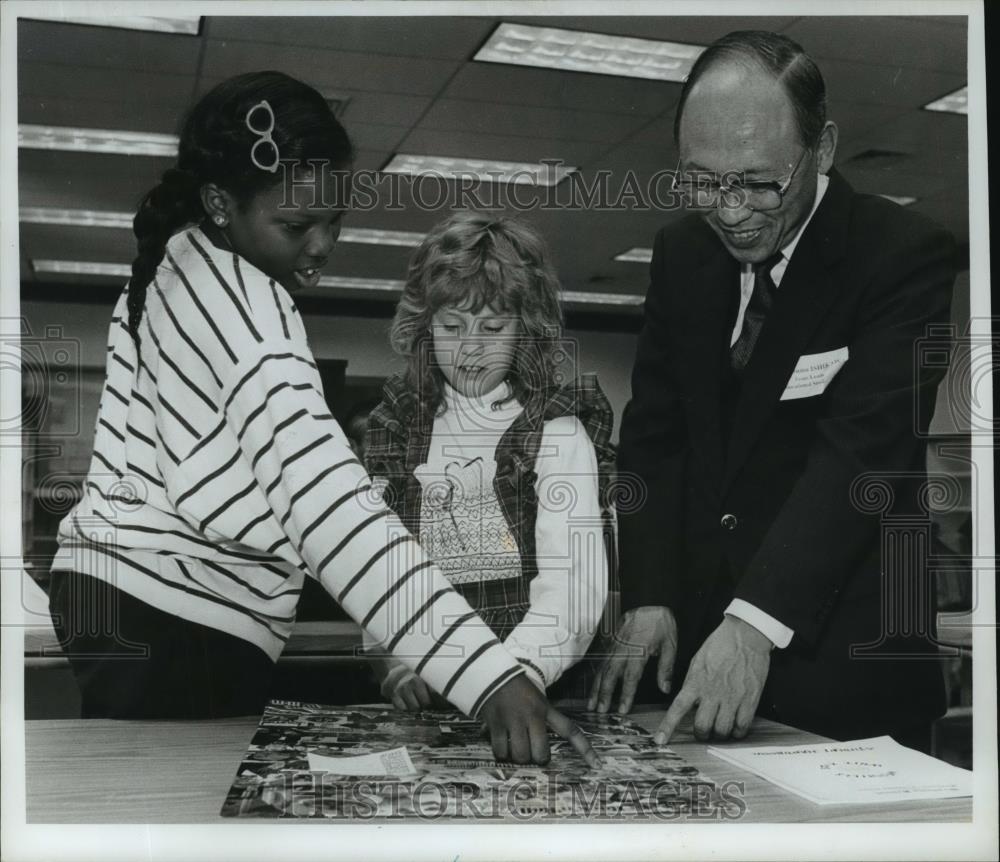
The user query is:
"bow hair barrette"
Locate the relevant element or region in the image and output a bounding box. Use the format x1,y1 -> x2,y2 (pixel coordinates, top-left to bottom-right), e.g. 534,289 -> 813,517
245,99 -> 279,173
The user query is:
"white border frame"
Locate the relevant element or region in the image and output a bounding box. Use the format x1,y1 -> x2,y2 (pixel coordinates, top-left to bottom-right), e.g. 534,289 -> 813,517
1,2 -> 995,860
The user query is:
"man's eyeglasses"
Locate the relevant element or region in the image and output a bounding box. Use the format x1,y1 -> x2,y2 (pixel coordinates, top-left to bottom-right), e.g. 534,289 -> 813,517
671,149 -> 809,212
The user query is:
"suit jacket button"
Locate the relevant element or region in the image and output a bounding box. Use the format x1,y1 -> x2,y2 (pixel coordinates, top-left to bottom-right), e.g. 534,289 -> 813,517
721,513 -> 738,530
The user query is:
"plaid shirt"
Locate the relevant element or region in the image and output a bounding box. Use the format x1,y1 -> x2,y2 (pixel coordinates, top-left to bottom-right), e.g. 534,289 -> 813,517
365,373 -> 617,641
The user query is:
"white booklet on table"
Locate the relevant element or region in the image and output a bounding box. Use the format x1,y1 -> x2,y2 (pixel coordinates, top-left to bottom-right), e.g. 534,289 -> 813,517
707,736 -> 972,805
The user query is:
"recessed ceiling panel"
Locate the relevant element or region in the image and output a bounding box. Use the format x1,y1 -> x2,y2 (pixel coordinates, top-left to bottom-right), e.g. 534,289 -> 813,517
200,40 -> 461,97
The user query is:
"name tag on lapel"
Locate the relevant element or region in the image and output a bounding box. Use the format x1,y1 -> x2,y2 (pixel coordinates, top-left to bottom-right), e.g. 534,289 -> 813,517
780,347 -> 849,400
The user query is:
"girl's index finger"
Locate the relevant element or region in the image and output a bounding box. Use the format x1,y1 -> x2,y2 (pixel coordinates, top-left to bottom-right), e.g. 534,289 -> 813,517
546,707 -> 604,770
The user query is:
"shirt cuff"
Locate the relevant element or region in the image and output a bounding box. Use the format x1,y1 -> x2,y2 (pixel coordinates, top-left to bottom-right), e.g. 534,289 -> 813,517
725,599 -> 794,649
513,656 -> 547,692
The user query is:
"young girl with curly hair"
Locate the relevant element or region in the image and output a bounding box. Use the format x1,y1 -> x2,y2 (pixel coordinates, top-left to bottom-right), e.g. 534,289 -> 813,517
364,212 -> 615,710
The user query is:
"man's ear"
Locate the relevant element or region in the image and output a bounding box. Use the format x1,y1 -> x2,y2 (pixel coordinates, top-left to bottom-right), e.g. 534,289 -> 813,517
815,121 -> 839,175
200,183 -> 236,227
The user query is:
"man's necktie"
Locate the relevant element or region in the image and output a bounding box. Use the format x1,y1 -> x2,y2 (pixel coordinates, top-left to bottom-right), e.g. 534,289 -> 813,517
730,252 -> 783,372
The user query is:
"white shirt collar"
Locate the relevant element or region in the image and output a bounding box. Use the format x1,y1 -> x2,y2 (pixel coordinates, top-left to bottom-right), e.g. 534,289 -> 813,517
443,379 -> 514,411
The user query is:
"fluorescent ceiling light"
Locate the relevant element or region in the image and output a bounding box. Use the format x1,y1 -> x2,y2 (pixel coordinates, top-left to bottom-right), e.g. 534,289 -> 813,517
383,154 -> 575,187
317,276 -> 406,292
923,87 -> 968,115
21,208 -> 427,247
20,207 -> 133,229
338,228 -> 424,248
19,124 -> 179,156
475,23 -> 705,82
33,260 -> 131,277
22,12 -> 201,35
560,290 -> 643,306
613,247 -> 653,264
879,194 -> 918,206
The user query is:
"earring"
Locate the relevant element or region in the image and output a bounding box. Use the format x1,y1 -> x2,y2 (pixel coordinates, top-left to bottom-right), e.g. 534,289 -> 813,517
213,214 -> 227,227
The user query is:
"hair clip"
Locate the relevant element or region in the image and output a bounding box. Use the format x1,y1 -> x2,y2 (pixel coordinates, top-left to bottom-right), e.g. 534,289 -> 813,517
245,99 -> 279,173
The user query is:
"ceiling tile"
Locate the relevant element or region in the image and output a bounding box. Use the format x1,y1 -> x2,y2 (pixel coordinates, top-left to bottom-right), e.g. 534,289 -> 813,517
584,114 -> 677,175
196,80 -> 434,129
18,61 -> 196,107
819,58 -> 966,108
205,15 -> 497,60
443,62 -> 679,117
338,92 -> 434,127
785,16 -> 967,73
835,166 -> 963,206
396,128 -> 606,167
838,110 -> 968,175
526,204 -> 672,282
416,98 -> 650,145
898,16 -> 967,27
200,40 -> 461,96
206,15 -> 496,60
18,94 -> 186,134
352,149 -> 391,172
347,172 -> 555,222
346,122 -> 410,153
16,18 -> 202,73
825,100 -> 914,145
582,101 -> 912,175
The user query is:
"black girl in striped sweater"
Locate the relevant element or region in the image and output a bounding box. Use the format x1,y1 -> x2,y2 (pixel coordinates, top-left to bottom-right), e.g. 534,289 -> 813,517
48,71 -> 596,768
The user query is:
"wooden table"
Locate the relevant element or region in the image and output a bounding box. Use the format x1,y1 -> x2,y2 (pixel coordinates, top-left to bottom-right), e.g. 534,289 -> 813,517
24,708 -> 971,823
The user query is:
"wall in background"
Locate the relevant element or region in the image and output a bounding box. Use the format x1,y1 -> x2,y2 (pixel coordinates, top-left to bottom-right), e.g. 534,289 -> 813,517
19,299 -> 640,440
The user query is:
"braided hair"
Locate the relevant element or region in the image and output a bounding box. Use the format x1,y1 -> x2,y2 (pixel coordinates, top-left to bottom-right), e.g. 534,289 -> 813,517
127,71 -> 353,348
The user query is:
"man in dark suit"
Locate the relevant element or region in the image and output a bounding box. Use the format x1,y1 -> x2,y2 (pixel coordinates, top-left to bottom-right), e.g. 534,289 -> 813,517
590,31 -> 956,751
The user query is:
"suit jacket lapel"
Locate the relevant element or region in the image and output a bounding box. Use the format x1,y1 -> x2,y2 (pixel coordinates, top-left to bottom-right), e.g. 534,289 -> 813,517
684,248 -> 739,492
723,170 -> 853,491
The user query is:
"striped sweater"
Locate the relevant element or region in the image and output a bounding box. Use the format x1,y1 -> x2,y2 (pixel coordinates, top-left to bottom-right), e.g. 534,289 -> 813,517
52,226 -> 525,717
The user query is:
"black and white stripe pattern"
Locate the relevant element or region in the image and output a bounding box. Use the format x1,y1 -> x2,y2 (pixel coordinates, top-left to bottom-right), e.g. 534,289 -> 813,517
54,226 -> 523,717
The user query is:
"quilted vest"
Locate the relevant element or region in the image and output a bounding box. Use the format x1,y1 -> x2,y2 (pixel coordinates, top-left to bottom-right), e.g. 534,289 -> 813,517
365,373 -> 616,638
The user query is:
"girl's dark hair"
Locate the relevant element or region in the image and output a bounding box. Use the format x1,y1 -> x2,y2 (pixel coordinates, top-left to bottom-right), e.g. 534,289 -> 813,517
390,211 -> 564,417
673,31 -> 827,149
127,71 -> 353,347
